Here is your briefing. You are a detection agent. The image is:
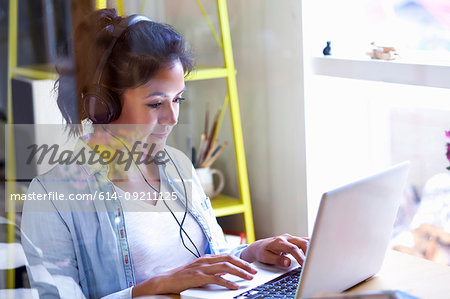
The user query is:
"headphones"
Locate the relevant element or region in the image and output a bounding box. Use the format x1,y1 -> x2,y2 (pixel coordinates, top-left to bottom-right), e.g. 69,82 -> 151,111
83,15 -> 152,124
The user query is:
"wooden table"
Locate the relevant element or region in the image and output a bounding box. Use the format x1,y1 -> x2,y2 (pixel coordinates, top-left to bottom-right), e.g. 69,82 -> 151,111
345,250 -> 450,299
138,250 -> 450,299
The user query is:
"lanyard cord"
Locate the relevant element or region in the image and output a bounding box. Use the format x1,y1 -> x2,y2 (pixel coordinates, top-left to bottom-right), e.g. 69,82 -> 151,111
100,125 -> 201,258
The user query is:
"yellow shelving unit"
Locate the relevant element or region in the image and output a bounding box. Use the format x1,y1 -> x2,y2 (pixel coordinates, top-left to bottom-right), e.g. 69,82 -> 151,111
6,4 -> 255,287
6,0 -> 19,289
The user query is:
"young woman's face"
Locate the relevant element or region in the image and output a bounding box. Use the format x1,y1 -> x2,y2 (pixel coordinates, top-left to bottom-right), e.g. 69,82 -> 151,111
112,59 -> 186,143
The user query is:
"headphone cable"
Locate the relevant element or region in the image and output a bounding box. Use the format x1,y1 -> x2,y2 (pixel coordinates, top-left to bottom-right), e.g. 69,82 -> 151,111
100,125 -> 201,258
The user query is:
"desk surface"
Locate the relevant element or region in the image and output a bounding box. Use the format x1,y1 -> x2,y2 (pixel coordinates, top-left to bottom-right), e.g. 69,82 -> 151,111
346,250 -> 450,299
140,250 -> 450,299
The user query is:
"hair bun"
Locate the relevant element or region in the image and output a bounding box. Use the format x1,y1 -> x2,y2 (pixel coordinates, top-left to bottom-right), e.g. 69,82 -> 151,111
96,8 -> 121,34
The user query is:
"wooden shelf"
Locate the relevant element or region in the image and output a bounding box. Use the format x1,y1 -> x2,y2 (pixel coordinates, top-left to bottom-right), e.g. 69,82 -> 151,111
12,64 -> 58,80
187,67 -> 229,81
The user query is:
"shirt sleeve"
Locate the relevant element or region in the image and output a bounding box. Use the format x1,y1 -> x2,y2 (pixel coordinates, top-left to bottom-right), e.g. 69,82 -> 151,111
21,177 -> 86,299
22,178 -> 135,299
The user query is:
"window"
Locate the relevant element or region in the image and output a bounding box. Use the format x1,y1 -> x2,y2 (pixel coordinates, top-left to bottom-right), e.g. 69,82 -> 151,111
304,0 -> 450,59
303,0 -> 450,264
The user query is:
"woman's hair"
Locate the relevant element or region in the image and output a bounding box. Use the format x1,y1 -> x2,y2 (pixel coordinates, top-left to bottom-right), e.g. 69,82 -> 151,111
56,8 -> 194,135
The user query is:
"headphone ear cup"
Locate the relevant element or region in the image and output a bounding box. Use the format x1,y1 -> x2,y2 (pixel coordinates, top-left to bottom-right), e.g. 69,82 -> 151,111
83,85 -> 121,124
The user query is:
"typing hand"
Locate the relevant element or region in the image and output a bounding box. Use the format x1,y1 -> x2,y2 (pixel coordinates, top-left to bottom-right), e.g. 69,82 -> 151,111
240,233 -> 309,267
131,254 -> 258,296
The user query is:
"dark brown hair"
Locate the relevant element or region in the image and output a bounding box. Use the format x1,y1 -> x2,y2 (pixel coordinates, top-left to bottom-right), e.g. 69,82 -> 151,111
56,8 -> 194,135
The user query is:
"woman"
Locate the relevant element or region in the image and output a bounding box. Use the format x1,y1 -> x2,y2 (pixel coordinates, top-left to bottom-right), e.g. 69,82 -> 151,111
21,9 -> 308,298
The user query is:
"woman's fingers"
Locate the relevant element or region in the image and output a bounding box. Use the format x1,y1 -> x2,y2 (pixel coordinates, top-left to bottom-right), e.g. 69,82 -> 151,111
257,250 -> 290,266
173,255 -> 257,291
282,233 -> 309,253
271,236 -> 307,265
156,267 -> 240,294
202,262 -> 255,280
257,235 -> 309,267
205,274 -> 239,290
198,254 -> 258,274
162,254 -> 257,292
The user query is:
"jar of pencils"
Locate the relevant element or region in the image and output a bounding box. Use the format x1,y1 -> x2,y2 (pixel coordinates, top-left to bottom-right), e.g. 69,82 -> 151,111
193,139 -> 227,199
192,109 -> 228,198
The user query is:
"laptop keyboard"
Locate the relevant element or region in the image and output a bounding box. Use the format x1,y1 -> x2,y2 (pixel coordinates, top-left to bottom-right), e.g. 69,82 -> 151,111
233,266 -> 302,299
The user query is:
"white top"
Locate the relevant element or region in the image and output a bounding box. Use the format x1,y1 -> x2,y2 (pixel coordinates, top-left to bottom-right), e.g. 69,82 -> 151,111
116,167 -> 207,284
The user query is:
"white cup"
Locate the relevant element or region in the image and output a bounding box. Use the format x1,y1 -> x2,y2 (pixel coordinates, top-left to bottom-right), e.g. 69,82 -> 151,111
195,168 -> 225,198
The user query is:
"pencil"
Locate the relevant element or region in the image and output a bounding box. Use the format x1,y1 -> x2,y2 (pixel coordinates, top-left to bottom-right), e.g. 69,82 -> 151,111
201,143 -> 221,168
203,141 -> 227,168
196,133 -> 206,167
204,110 -> 220,160
198,135 -> 210,167
200,139 -> 219,168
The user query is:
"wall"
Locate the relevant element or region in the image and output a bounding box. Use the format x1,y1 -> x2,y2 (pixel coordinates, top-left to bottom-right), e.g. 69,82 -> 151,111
231,0 -> 308,238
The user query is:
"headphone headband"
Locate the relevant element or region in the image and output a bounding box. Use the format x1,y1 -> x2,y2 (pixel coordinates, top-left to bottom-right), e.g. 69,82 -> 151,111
94,14 -> 152,85
83,14 -> 152,124
128,15 -> 152,27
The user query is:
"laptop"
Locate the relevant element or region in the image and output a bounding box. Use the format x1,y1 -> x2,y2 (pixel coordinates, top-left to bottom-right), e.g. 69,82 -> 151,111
181,162 -> 410,299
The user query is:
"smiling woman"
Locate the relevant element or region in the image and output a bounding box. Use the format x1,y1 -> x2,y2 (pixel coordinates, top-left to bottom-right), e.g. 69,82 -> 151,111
20,8 -> 309,299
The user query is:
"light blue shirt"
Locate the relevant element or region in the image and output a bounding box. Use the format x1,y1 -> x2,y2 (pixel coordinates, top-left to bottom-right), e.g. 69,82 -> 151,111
21,139 -> 247,298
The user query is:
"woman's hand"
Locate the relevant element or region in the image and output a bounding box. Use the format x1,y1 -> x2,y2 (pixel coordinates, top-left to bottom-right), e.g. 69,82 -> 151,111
240,233 -> 309,267
132,254 -> 258,297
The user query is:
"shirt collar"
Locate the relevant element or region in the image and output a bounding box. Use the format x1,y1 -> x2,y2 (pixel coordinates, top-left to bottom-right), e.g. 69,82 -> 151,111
73,136 -> 110,176
74,136 -> 172,178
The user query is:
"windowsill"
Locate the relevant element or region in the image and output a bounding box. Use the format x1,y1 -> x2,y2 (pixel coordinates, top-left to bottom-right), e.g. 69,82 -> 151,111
311,55 -> 450,89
